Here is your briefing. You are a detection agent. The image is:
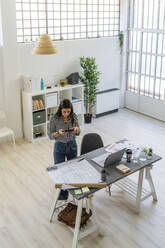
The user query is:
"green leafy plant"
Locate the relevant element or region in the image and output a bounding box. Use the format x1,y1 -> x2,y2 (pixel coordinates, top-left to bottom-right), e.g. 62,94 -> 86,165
143,147 -> 148,153
118,31 -> 124,53
80,57 -> 100,115
149,148 -> 152,153
60,81 -> 65,86
148,151 -> 152,157
148,148 -> 153,156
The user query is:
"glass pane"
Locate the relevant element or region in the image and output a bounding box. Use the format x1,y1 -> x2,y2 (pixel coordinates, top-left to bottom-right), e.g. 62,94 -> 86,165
160,80 -> 165,100
150,56 -> 156,77
147,33 -> 152,53
142,33 -> 147,52
141,54 -> 146,75
16,0 -> 120,42
148,0 -> 154,29
159,1 -> 165,29
144,76 -> 150,96
148,77 -> 154,97
156,56 -> 162,78
152,33 -> 157,54
158,34 -> 163,55
140,76 -> 145,95
161,58 -> 165,78
153,0 -> 158,29
155,79 -> 161,99
143,0 -> 149,29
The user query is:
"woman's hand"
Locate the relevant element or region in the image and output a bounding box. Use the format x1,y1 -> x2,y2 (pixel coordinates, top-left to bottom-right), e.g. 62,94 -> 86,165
54,129 -> 65,138
58,129 -> 66,135
73,126 -> 80,135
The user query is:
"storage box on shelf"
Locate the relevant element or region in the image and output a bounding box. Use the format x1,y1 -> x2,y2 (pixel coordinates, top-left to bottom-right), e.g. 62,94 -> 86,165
22,84 -> 84,142
46,92 -> 58,108
33,124 -> 46,140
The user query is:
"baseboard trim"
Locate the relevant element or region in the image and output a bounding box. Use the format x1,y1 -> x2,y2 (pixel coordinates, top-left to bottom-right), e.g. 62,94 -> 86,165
96,109 -> 119,118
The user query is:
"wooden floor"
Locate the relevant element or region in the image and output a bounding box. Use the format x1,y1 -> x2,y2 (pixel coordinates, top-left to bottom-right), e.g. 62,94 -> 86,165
0,108 -> 165,248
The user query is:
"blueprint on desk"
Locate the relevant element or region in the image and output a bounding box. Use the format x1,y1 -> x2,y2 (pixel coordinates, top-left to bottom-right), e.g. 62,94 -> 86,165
48,159 -> 101,184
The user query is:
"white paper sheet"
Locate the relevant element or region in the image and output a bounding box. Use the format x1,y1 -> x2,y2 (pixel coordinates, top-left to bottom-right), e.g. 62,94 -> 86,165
105,141 -> 141,153
48,159 -> 101,184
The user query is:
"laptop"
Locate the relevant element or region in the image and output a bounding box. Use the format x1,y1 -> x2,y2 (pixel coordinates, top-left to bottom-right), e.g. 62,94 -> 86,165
104,149 -> 125,168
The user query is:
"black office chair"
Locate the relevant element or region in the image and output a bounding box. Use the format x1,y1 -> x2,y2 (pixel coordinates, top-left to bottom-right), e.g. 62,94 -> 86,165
80,133 -> 111,196
80,133 -> 104,155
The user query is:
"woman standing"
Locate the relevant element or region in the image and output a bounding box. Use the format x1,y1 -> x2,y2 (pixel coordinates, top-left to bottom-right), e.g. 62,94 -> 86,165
49,99 -> 80,164
49,99 -> 80,199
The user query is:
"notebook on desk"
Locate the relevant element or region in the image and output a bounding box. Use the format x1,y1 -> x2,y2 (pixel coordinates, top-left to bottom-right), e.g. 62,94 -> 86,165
116,164 -> 132,174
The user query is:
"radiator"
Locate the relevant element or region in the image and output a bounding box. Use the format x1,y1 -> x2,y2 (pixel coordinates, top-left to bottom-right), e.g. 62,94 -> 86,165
94,88 -> 120,117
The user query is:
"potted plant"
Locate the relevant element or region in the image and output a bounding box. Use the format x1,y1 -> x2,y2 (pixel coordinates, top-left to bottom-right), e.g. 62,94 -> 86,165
80,56 -> 100,123
118,31 -> 124,54
147,148 -> 153,160
60,81 -> 66,87
59,79 -> 68,87
139,147 -> 148,162
143,147 -> 148,154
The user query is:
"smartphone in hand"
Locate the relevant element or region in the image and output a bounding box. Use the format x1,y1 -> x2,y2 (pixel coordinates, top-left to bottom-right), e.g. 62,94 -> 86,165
64,128 -> 74,133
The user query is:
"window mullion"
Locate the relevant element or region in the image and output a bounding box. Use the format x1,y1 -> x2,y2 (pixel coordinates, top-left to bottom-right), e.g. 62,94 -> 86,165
148,0 -> 155,97
137,0 -> 145,95
45,0 -> 48,34
20,0 -> 25,42
86,0 -> 88,38
60,0 -> 62,39
153,0 -> 161,99
126,0 -> 131,91
158,1 -> 165,100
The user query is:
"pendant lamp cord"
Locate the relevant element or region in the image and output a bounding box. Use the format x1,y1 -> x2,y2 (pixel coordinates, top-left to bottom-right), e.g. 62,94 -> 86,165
45,0 -> 48,34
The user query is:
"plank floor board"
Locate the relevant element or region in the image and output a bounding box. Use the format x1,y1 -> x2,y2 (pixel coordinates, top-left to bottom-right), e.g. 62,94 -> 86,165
0,108 -> 165,248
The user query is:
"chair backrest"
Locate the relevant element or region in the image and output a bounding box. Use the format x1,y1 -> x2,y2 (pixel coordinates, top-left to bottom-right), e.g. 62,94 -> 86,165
80,133 -> 104,155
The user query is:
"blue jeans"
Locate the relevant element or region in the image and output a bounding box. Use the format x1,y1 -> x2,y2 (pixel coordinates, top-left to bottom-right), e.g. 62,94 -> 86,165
54,140 -> 77,164
54,140 -> 77,200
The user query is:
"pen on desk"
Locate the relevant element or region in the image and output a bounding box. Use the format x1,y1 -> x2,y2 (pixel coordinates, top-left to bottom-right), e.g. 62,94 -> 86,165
107,143 -> 115,150
46,165 -> 58,171
77,158 -> 85,162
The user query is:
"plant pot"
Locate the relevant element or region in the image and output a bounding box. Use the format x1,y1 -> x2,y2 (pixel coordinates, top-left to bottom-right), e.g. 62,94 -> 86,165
147,155 -> 152,160
84,114 -> 92,123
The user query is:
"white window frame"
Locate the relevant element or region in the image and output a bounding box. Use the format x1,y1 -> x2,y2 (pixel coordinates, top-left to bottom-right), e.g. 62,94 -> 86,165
16,0 -> 120,43
127,0 -> 165,101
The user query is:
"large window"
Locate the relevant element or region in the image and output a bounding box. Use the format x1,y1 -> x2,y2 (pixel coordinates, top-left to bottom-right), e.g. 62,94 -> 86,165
16,0 -> 120,43
127,0 -> 165,101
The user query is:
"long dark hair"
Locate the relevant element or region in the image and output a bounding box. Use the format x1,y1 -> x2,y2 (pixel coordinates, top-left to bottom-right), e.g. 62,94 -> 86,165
55,99 -> 75,125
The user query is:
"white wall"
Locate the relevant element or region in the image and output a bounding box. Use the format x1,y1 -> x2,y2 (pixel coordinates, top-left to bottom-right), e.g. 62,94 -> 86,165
0,47 -> 4,109
18,37 -> 121,92
0,0 -> 22,137
0,1 -> 4,110
0,0 -> 125,138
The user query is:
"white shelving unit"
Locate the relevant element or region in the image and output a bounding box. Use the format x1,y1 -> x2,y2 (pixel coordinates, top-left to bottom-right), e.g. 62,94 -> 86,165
22,84 -> 84,142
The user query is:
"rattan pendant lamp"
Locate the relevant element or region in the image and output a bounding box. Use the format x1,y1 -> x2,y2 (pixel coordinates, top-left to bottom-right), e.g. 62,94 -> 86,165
33,34 -> 58,55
